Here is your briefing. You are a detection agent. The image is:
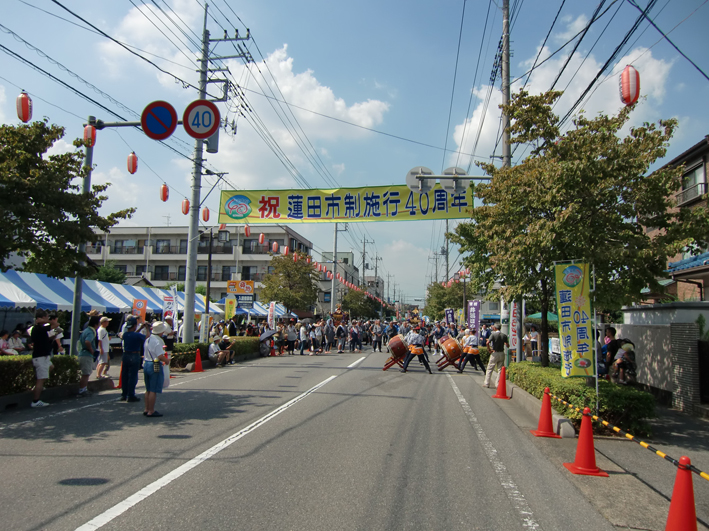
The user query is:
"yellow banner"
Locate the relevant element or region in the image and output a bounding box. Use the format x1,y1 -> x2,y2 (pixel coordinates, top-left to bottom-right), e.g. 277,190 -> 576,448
218,184 -> 473,224
224,296 -> 236,319
555,263 -> 595,378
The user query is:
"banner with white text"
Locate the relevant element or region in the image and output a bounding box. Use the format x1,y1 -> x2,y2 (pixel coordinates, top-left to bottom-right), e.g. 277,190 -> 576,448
218,184 -> 473,224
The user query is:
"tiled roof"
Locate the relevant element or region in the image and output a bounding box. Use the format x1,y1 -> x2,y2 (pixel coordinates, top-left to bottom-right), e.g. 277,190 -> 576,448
666,251 -> 709,273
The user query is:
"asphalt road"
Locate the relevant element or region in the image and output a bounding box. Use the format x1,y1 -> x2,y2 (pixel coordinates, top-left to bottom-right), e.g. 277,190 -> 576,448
0,350 -> 697,531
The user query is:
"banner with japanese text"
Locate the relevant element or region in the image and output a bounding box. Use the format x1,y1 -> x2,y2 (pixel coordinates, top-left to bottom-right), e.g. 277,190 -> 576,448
224,295 -> 236,319
131,299 -> 147,323
468,300 -> 481,332
554,263 -> 595,378
445,308 -> 455,325
510,302 -> 520,353
218,184 -> 473,224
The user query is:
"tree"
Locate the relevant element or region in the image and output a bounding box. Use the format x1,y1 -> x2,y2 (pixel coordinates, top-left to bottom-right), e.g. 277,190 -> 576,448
452,90 -> 709,365
0,120 -> 134,277
342,289 -> 379,319
260,253 -> 319,311
87,260 -> 126,284
423,281 -> 467,320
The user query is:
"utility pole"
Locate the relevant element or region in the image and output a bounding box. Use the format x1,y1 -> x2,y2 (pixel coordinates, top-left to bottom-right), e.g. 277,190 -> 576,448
361,238 -> 373,287
445,220 -> 450,280
182,3 -> 249,343
331,223 -> 338,314
387,272 -> 392,303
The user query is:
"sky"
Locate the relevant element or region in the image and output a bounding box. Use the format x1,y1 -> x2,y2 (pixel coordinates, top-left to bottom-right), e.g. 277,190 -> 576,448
2,0 -> 708,304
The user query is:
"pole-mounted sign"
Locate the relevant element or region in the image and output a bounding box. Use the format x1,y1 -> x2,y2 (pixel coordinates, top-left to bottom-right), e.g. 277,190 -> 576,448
141,101 -> 178,140
183,99 -> 220,139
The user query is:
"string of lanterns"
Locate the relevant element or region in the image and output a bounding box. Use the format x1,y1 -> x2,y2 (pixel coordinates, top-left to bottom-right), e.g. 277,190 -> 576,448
441,268 -> 471,288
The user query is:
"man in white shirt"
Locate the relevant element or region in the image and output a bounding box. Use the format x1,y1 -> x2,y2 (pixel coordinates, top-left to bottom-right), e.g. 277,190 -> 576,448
96,317 -> 112,379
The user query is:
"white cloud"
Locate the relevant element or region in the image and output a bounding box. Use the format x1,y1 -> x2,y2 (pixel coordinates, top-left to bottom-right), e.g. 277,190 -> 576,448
45,138 -> 75,157
555,14 -> 588,43
332,163 -> 345,176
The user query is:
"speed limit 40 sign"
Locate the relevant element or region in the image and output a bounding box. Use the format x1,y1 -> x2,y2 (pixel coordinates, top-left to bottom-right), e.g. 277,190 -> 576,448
183,99 -> 221,139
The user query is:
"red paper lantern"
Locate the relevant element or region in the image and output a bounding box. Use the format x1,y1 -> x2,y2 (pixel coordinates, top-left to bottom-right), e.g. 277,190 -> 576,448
306,256 -> 311,264
259,233 -> 265,245
619,65 -> 640,106
202,207 -> 210,222
16,91 -> 32,123
293,254 -> 298,262
272,242 -> 279,253
127,152 -> 138,174
160,184 -> 169,202
466,268 -> 471,275
83,124 -> 96,147
441,282 -> 445,287
219,224 -> 226,230
181,198 -> 190,215
283,246 -> 289,256
244,226 -> 251,237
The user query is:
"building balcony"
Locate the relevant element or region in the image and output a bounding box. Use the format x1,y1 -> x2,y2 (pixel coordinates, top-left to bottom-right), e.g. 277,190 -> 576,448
111,246 -> 145,255
197,243 -> 235,255
242,272 -> 267,282
241,244 -> 272,255
676,182 -> 707,207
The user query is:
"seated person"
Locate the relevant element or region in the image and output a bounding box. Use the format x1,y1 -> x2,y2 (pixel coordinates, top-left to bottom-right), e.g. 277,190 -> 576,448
0,330 -> 19,355
612,341 -> 636,385
7,329 -> 26,354
208,336 -> 233,366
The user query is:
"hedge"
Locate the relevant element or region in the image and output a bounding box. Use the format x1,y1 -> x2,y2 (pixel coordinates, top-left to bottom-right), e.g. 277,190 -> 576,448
506,362 -> 656,436
0,355 -> 80,397
170,338 -> 259,368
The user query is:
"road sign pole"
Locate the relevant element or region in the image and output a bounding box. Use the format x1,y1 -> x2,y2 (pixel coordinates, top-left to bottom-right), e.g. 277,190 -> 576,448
182,6 -> 209,343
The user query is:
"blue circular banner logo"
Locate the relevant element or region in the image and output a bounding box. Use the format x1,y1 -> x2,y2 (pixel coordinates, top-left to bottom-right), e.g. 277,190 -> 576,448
224,195 -> 252,220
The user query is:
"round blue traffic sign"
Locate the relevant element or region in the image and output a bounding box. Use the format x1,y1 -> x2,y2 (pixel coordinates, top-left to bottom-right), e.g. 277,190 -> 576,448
183,99 -> 220,140
141,101 -> 178,141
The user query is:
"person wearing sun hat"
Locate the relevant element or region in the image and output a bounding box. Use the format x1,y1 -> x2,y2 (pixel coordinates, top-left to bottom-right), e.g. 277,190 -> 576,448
142,321 -> 170,417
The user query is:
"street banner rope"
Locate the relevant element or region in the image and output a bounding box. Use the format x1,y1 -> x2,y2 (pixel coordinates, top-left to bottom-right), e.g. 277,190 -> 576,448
545,390 -> 709,482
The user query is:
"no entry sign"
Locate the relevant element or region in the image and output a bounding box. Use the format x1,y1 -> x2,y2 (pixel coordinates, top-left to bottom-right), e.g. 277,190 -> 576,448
141,101 -> 178,141
183,99 -> 220,139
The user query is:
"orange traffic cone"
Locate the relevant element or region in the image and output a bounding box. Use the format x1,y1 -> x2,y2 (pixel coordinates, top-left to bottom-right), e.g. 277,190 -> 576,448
563,407 -> 608,477
492,366 -> 511,400
193,348 -> 204,373
115,363 -> 122,390
665,456 -> 697,531
531,387 -> 561,438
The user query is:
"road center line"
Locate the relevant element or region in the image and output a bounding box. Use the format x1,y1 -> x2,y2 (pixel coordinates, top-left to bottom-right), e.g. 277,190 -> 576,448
447,375 -> 541,531
347,356 -> 366,368
76,374 -> 338,531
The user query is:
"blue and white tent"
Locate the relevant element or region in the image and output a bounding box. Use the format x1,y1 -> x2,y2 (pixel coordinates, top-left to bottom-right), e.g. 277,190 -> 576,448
251,302 -> 297,319
0,270 -> 221,315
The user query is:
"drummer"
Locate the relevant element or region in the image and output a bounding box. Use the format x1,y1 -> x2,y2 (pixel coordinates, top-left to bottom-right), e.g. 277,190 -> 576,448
458,328 -> 486,374
400,326 -> 432,374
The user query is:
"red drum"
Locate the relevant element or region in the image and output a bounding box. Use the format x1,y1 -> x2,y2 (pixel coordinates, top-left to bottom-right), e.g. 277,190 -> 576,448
388,334 -> 409,360
439,337 -> 463,362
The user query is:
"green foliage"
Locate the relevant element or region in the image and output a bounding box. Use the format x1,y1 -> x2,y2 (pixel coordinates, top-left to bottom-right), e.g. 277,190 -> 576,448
0,355 -> 80,397
696,315 -> 709,342
0,120 -> 134,276
342,289 -> 379,319
260,253 -> 319,311
452,89 -> 709,365
507,362 -> 656,436
170,338 -> 259,368
87,260 -> 126,284
423,282 -> 468,320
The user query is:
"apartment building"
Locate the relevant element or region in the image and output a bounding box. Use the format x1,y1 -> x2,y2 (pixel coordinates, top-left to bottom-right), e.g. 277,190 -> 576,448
87,225 -> 313,301
314,251 -> 360,315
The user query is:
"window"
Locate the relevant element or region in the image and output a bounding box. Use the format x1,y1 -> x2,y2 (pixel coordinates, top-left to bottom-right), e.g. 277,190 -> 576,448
268,266 -> 275,275
343,258 -> 348,264
179,239 -> 188,253
197,266 -> 207,281
114,264 -> 127,274
154,265 -> 169,281
178,265 -> 186,281
677,163 -> 707,205
135,265 -> 146,276
222,266 -> 233,280
113,240 -> 124,253
242,266 -> 257,280
156,239 -> 171,254
488,302 -> 499,311
682,163 -> 705,190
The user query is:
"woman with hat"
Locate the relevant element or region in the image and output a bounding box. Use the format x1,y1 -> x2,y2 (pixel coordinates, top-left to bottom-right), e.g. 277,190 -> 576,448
143,321 -> 170,417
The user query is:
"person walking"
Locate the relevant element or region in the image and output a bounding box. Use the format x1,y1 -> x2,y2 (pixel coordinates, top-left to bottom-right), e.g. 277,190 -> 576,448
371,319 -> 383,352
286,320 -> 297,355
299,323 -> 308,355
324,319 -> 335,353
458,329 -> 485,374
29,310 -> 61,407
483,324 -> 508,388
143,321 -> 169,417
119,317 -> 147,403
336,321 -> 347,353
95,316 -> 111,380
77,315 -> 100,398
399,327 -> 432,374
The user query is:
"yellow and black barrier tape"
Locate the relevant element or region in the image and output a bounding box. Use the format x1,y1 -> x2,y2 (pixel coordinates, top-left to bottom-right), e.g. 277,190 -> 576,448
546,391 -> 709,483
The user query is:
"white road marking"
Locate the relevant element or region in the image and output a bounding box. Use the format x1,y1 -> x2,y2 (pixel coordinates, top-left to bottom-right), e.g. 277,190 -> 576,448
447,375 -> 541,531
0,369 -> 233,431
347,356 -> 366,368
75,375 -> 338,531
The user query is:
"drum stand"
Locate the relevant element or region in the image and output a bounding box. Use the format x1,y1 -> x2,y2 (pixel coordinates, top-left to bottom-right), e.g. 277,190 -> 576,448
436,353 -> 461,371
383,355 -> 405,371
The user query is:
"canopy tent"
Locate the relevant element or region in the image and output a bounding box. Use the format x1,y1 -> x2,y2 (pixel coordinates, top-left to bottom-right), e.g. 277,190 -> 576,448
251,302 -> 297,319
0,270 -> 222,315
526,311 -> 559,321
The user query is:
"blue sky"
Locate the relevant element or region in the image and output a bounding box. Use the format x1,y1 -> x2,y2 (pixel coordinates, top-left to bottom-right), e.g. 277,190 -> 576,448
2,0 -> 708,303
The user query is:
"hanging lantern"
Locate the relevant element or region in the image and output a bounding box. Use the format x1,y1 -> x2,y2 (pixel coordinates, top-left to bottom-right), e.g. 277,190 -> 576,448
259,233 -> 265,245
181,198 -> 190,215
466,268 -> 471,275
293,253 -> 298,262
16,91 -> 32,123
160,184 -> 169,202
244,226 -> 251,237
219,224 -> 226,230
202,207 -> 210,222
127,152 -> 138,174
83,124 -> 96,147
441,282 -> 445,287
283,246 -> 289,256
306,256 -> 311,264
272,241 -> 279,253
619,65 -> 640,106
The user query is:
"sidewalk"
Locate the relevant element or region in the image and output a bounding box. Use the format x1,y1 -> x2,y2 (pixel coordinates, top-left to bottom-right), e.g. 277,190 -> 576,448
461,369 -> 709,531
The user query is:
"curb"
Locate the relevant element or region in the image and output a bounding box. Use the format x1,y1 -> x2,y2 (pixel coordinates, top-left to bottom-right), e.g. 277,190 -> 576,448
0,378 -> 116,411
506,383 -> 576,438
184,350 -> 261,372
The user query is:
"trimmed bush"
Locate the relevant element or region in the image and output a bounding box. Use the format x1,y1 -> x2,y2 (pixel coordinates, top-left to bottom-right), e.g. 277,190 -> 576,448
507,361 -> 656,436
170,338 -> 259,368
0,355 -> 80,397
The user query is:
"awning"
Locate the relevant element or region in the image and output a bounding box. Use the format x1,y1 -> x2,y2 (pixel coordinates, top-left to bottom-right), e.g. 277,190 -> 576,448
250,302 -> 297,318
0,270 -> 222,314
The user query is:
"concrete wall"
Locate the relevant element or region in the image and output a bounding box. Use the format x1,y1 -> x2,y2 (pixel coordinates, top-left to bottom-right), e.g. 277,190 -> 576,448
622,301 -> 709,325
613,324 -> 673,393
